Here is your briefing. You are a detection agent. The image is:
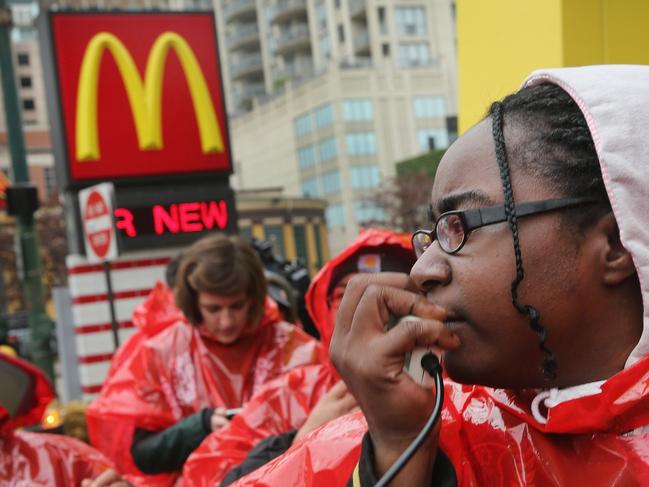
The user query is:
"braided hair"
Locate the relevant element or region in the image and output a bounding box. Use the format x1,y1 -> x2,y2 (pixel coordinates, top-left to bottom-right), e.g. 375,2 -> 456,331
488,83 -> 611,380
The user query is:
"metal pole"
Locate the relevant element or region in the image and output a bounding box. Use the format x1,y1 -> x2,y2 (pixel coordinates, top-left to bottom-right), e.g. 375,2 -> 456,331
103,261 -> 120,349
0,1 -> 54,380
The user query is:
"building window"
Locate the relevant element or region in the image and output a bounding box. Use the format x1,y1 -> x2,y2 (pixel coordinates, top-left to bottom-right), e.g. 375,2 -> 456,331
382,43 -> 390,57
295,112 -> 313,137
17,53 -> 29,66
317,2 -> 327,31
354,201 -> 385,223
318,137 -> 338,163
326,204 -> 345,227
413,96 -> 446,118
19,76 -> 32,88
298,145 -> 317,169
302,177 -> 321,197
314,104 -> 334,128
265,225 -> 285,258
319,35 -> 331,60
338,25 -> 345,43
378,7 -> 388,34
293,225 -> 308,264
395,6 -> 427,36
313,223 -> 323,267
22,98 -> 35,111
417,128 -> 449,151
346,132 -> 377,155
343,99 -> 373,121
351,165 -> 381,189
322,170 -> 341,194
44,166 -> 57,195
399,42 -> 431,67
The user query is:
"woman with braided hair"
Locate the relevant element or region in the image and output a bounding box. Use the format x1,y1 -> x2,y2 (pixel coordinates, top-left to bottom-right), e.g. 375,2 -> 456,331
222,65 -> 649,486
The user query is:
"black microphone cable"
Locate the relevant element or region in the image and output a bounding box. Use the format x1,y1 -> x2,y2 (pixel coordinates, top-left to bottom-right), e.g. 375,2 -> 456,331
374,352 -> 444,487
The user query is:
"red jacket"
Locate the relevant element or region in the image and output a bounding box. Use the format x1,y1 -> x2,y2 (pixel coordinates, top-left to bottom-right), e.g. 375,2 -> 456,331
1,353 -> 113,485
182,229 -> 415,486
86,291 -> 324,486
227,355 -> 649,486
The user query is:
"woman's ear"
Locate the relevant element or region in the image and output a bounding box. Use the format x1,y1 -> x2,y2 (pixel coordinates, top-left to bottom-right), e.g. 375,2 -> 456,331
596,213 -> 636,285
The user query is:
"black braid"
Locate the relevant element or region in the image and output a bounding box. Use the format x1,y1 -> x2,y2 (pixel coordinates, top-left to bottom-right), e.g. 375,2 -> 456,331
486,83 -> 611,381
490,102 -> 557,380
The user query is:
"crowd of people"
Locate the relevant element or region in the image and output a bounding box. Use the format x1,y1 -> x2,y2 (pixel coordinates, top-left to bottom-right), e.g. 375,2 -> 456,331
2,64 -> 649,486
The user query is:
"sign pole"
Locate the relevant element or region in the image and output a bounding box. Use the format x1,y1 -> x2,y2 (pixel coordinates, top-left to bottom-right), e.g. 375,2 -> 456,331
102,261 -> 119,348
0,0 -> 54,380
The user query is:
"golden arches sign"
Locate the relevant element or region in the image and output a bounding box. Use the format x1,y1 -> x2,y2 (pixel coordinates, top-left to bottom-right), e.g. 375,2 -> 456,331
75,31 -> 224,162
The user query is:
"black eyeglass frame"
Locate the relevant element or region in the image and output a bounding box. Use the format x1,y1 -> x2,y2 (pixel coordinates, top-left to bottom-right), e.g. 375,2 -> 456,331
412,197 -> 599,256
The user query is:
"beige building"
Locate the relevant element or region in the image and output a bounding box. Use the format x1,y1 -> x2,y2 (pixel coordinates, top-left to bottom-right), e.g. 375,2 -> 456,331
215,0 -> 457,253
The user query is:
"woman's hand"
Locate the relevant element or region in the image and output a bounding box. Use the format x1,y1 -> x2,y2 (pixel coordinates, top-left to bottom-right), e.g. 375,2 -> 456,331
329,272 -> 460,485
210,408 -> 230,431
81,469 -> 131,487
293,380 -> 358,443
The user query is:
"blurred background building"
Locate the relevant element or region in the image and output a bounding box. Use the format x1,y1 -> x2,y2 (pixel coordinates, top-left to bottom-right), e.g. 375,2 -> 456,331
214,0 -> 457,253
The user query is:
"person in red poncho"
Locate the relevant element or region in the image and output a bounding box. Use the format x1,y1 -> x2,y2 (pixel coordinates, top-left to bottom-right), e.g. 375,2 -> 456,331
0,351 -> 114,485
224,66 -> 649,487
181,229 -> 416,486
85,234 -> 324,486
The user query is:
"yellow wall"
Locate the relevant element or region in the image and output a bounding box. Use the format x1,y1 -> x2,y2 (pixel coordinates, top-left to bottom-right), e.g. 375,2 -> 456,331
458,0 -> 649,133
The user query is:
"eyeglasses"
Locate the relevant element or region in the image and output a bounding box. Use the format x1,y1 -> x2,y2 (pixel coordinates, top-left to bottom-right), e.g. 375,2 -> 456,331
412,197 -> 597,257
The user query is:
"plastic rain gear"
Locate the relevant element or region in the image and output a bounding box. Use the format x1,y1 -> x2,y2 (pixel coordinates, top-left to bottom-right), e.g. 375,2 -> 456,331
182,229 -> 415,486
224,66 -> 649,486
85,294 -> 324,486
1,352 -> 113,485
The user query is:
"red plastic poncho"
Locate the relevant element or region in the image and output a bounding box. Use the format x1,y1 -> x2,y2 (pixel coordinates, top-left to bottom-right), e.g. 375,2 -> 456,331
0,353 -> 114,485
227,356 -> 649,486
107,281 -> 184,377
86,297 -> 324,486
182,229 -> 414,486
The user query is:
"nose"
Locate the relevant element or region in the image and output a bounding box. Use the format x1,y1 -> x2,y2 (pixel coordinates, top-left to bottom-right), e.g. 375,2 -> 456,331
220,308 -> 233,327
409,247 -> 452,293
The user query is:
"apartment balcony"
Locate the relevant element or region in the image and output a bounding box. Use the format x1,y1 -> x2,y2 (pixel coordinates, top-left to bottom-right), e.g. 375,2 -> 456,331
271,0 -> 307,25
349,0 -> 367,19
272,24 -> 311,56
353,30 -> 370,55
230,52 -> 264,80
226,23 -> 260,50
224,0 -> 256,23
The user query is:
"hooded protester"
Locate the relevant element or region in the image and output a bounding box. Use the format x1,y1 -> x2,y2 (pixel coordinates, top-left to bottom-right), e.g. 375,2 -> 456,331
84,234 -> 324,486
181,229 -> 416,486
0,352 -> 113,485
223,65 -> 649,486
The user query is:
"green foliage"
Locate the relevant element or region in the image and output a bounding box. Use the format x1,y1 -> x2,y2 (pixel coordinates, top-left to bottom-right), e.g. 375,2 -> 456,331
396,149 -> 446,178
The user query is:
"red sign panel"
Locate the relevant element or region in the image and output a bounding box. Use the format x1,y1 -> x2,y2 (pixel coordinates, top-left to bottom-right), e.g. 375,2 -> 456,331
50,13 -> 231,184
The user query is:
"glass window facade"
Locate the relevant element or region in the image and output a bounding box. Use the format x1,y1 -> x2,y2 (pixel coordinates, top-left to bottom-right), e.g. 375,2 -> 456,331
318,137 -> 338,162
314,104 -> 334,128
346,132 -> 377,155
322,170 -> 341,194
354,201 -> 385,223
298,145 -> 317,169
295,113 -> 313,137
293,225 -> 308,264
395,6 -> 427,35
399,42 -> 431,67
326,204 -> 345,227
302,177 -> 321,197
343,99 -> 373,121
265,225 -> 285,259
417,128 -> 449,151
413,96 -> 446,118
351,165 -> 381,188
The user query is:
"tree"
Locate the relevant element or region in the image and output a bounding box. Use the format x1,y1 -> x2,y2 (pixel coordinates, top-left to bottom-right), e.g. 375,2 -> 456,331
368,149 -> 446,232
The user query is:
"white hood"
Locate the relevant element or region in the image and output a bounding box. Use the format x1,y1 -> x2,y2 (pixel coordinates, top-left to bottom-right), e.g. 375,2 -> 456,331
522,65 -> 649,367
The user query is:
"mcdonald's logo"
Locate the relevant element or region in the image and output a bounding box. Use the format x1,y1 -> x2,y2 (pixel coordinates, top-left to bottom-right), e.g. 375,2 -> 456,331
76,31 -> 224,161
49,13 -> 231,185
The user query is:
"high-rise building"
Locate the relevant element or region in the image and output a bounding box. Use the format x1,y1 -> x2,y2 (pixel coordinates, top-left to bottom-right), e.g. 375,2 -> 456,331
214,0 -> 457,253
